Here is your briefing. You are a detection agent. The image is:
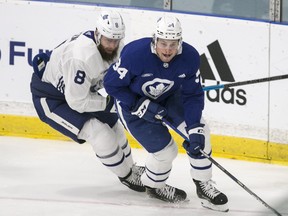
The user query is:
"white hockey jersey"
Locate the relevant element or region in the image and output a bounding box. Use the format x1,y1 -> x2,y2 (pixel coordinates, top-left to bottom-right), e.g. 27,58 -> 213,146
42,31 -> 123,113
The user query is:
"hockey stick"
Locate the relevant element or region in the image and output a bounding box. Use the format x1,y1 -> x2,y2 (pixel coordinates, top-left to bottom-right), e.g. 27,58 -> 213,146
202,74 -> 288,91
157,117 -> 282,216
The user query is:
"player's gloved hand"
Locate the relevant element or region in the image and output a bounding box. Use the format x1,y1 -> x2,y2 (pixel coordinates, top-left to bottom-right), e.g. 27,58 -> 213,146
131,97 -> 167,123
183,123 -> 205,156
104,95 -> 115,112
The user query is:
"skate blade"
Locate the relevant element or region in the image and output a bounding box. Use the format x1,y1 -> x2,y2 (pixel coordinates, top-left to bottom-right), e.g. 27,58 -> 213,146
147,194 -> 190,204
201,200 -> 229,212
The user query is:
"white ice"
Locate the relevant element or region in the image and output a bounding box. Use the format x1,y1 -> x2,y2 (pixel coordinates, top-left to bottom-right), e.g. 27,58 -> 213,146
0,136 -> 287,216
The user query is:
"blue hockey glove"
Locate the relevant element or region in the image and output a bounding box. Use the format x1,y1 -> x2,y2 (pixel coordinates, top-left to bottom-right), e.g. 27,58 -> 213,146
183,123 -> 205,156
131,97 -> 167,123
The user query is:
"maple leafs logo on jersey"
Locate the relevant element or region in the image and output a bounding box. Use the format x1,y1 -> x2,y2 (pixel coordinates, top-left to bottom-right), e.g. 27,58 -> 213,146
142,78 -> 174,99
148,83 -> 165,97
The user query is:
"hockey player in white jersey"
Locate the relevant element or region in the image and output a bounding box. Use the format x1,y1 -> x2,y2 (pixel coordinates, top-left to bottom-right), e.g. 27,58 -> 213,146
104,15 -> 228,211
30,10 -> 145,192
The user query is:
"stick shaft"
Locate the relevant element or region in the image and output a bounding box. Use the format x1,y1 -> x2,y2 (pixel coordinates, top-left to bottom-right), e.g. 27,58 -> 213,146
203,74 -> 288,91
161,118 -> 282,216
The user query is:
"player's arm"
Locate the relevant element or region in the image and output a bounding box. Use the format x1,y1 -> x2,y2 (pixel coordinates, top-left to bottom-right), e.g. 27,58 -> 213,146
104,57 -> 138,110
182,70 -> 204,126
63,59 -> 106,113
181,70 -> 206,157
181,48 -> 203,127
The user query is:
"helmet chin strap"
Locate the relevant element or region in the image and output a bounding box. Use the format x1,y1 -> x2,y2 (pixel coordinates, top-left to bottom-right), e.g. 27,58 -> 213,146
177,39 -> 183,54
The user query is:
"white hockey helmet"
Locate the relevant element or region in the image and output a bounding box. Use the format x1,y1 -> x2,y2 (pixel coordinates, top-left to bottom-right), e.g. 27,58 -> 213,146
153,15 -> 183,53
96,10 -> 125,41
155,15 -> 182,40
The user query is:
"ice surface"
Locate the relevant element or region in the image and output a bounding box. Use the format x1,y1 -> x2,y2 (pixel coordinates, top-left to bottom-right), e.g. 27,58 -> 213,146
0,136 -> 287,216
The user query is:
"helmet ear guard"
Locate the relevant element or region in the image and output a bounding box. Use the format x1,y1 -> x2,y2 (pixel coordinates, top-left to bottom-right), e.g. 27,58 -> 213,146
95,10 -> 125,44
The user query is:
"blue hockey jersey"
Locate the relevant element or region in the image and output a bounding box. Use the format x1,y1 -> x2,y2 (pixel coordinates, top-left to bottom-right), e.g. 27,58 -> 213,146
104,37 -> 204,127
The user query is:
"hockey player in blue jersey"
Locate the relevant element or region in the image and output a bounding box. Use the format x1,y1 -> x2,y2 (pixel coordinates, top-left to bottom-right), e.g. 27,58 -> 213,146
104,15 -> 228,211
30,11 -> 145,192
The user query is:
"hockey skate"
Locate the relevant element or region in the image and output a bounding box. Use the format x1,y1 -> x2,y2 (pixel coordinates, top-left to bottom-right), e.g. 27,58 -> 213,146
132,164 -> 145,176
146,184 -> 187,203
119,165 -> 146,192
193,179 -> 229,212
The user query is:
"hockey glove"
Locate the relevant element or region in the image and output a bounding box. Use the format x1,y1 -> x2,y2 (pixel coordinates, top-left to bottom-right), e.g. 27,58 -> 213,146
104,95 -> 115,112
131,97 -> 167,124
183,123 -> 205,156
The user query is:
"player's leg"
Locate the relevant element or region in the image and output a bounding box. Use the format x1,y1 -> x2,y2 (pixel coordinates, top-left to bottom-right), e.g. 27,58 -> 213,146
90,111 -> 137,168
77,115 -> 145,192
78,118 -> 131,177
111,120 -> 146,191
32,96 -> 86,142
177,119 -> 228,211
79,117 -> 145,192
32,96 -> 145,192
166,91 -> 228,211
112,121 -> 134,167
176,118 -> 213,180
142,138 -> 187,203
116,101 -> 187,202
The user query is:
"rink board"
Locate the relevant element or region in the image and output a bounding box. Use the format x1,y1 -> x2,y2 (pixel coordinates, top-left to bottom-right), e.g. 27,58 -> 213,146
1,114 -> 287,166
0,1 -> 287,165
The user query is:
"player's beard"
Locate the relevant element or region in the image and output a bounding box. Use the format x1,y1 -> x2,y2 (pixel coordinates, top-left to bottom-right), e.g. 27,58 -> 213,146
98,44 -> 118,62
